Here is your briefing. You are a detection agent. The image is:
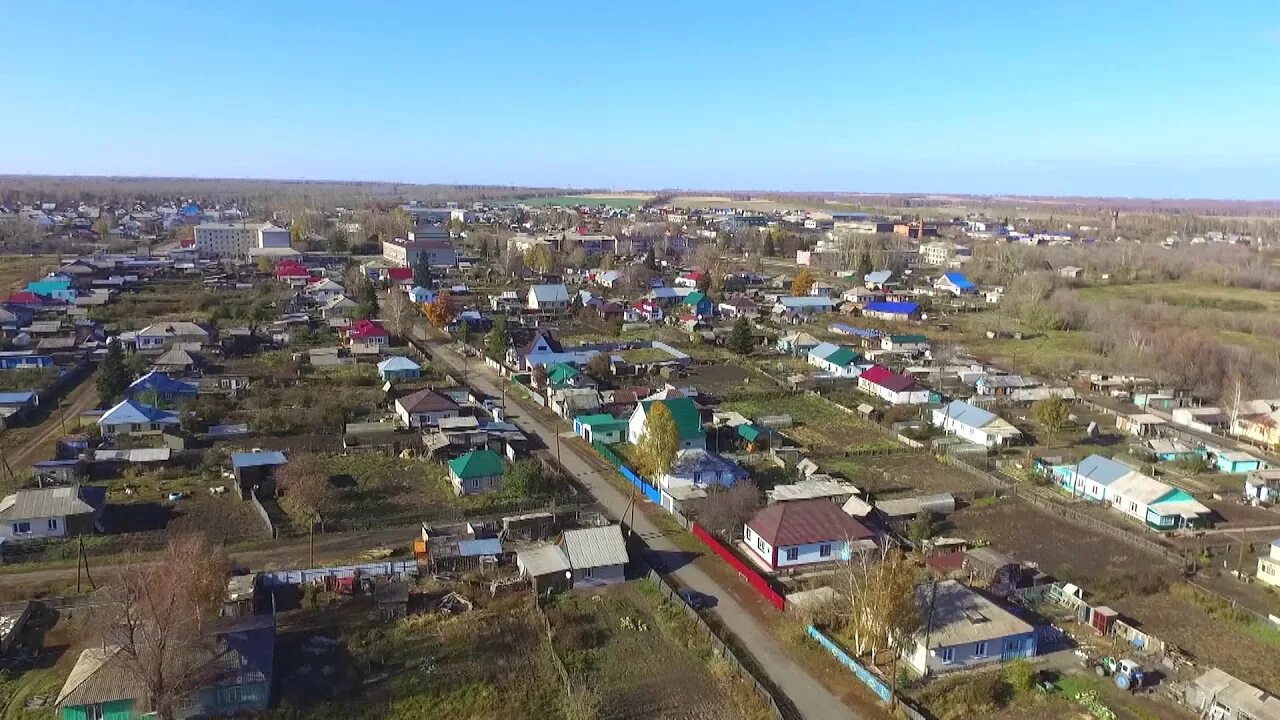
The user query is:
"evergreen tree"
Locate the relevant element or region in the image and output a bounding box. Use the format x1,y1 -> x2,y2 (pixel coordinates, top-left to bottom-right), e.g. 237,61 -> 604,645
728,316 -> 754,355
97,338 -> 130,405
413,254 -> 433,288
485,315 -> 509,359
761,235 -> 776,257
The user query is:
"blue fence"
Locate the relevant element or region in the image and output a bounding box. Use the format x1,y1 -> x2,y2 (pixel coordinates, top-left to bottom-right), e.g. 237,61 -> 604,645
591,441 -> 663,504
806,626 -> 891,703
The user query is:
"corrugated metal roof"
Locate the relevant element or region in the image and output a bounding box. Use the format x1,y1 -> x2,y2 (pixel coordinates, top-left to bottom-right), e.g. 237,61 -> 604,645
231,451 -> 287,469
519,544 -> 571,577
0,486 -> 94,521
57,647 -> 145,709
561,525 -> 629,570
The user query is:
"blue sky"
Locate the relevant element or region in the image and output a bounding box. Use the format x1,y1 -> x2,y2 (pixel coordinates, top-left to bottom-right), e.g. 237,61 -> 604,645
2,1 -> 1279,198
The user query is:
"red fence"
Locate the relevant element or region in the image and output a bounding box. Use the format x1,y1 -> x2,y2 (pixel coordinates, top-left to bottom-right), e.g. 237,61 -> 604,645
691,522 -> 787,611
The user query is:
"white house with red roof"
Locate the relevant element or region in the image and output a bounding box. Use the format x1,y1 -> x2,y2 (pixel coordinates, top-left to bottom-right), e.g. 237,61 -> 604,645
674,271 -> 705,288
346,319 -> 390,354
625,298 -> 664,323
743,498 -> 875,570
274,261 -> 312,287
858,365 -> 932,405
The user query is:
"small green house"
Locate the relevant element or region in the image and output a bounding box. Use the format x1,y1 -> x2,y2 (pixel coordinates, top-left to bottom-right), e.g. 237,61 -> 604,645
448,449 -> 505,495
574,414 -> 629,445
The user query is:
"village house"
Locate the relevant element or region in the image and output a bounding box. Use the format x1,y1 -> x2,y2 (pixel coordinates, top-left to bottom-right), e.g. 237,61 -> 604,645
932,400 -> 1022,447
517,524 -> 629,591
97,399 -> 180,439
934,271 -> 977,296
627,397 -> 706,450
657,449 -> 746,490
625,298 -> 664,323
858,366 -> 932,405
903,580 -> 1036,675
527,284 -> 571,313
1256,539 -> 1280,588
861,301 -> 922,322
774,296 -> 835,321
1246,469 -> 1280,505
717,296 -> 760,318
377,355 -> 422,382
346,319 -> 390,354
863,270 -> 898,290
807,342 -> 861,378
125,371 -> 197,405
447,449 -> 505,495
573,413 -> 630,445
1051,454 -> 1211,529
395,388 -> 462,429
776,331 -> 821,356
743,498 -> 875,571
305,277 -> 345,303
134,321 -> 212,352
0,485 -> 105,542
1185,667 -> 1280,720
880,334 -> 929,353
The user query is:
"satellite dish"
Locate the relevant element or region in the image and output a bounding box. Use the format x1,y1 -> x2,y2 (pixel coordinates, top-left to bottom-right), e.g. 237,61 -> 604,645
382,381 -> 392,392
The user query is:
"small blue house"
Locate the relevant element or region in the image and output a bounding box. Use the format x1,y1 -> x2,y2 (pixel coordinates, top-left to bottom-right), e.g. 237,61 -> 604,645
682,291 -> 713,318
26,276 -> 77,302
904,580 -> 1036,675
862,301 -> 922,321
935,272 -> 977,296
408,286 -> 436,304
1213,450 -> 1266,474
377,355 -> 422,381
97,399 -> 180,439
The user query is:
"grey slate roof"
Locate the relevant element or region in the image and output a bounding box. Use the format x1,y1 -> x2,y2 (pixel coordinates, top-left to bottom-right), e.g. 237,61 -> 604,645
561,525 -> 629,570
914,580 -> 1033,649
0,486 -> 94,521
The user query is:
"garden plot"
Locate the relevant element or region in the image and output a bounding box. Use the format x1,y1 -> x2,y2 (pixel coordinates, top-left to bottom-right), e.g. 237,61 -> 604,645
722,394 -> 891,452
822,453 -> 996,498
544,582 -> 772,720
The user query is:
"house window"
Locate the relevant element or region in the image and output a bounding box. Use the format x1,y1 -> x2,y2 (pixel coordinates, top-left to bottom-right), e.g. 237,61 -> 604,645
974,641 -> 988,657
819,544 -> 832,558
1128,501 -> 1138,513
582,566 -> 594,579
757,537 -> 765,552
13,522 -> 31,535
47,519 -> 57,531
940,647 -> 954,664
86,704 -> 106,720
785,547 -> 799,562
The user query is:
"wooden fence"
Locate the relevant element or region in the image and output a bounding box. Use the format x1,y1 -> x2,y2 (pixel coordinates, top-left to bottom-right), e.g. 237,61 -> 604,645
642,568 -> 788,720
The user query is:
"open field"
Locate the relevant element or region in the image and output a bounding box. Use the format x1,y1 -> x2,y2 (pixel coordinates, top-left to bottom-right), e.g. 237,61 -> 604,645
910,666 -> 1178,720
0,254 -> 59,294
545,582 -> 772,720
266,591 -> 567,720
722,393 -> 890,452
668,196 -> 835,213
949,496 -> 1175,589
515,194 -> 651,209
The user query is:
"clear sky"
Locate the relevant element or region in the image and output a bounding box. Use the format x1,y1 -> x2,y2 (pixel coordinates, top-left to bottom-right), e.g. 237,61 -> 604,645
2,1 -> 1279,198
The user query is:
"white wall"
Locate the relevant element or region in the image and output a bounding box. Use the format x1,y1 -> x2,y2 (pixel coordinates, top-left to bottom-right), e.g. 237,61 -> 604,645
1,515 -> 68,541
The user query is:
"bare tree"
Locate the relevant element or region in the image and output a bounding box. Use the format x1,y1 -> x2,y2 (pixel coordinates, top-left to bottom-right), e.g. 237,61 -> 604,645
92,533 -> 231,720
383,289 -> 417,338
691,479 -> 762,538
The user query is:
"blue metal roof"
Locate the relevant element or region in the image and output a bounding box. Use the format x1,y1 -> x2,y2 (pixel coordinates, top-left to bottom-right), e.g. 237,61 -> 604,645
231,451 -> 287,469
830,323 -> 879,338
128,371 -> 197,395
377,355 -> 421,371
32,459 -> 81,467
1076,454 -> 1131,486
98,399 -> 179,426
0,391 -> 36,404
863,301 -> 920,314
942,272 -> 976,290
939,400 -> 997,429
457,538 -> 504,557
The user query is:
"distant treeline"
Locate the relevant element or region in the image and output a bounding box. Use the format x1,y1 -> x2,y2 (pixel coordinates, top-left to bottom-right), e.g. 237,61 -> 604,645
0,175 -> 569,211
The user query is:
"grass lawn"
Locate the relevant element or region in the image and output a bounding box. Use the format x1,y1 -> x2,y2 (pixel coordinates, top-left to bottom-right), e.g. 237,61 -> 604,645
544,581 -> 773,720
722,393 -> 891,452
617,347 -> 674,365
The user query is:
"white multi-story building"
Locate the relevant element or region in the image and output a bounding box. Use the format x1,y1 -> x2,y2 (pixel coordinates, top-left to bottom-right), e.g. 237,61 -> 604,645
919,241 -> 972,267
193,222 -> 289,258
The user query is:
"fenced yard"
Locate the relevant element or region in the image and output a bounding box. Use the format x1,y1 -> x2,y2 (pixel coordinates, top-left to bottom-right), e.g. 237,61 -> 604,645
722,393 -> 890,452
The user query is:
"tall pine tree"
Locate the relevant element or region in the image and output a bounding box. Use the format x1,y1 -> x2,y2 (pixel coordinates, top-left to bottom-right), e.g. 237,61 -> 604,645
97,338 -> 130,406
413,254 -> 433,288
728,316 -> 754,355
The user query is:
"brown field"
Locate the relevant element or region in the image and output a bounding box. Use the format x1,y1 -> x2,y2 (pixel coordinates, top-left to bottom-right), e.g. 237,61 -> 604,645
826,452 -> 999,499
0,254 -> 59,293
948,496 -> 1174,588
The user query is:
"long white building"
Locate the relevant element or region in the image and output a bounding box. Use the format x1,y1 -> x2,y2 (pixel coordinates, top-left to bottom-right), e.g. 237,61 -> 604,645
193,222 -> 290,258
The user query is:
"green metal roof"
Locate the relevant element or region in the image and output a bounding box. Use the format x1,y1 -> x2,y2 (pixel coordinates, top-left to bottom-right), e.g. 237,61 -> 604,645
546,363 -> 581,385
448,449 -> 504,479
640,397 -> 704,441
683,291 -> 708,306
577,413 -> 628,430
824,347 -> 859,367
737,424 -> 762,442
888,334 -> 928,344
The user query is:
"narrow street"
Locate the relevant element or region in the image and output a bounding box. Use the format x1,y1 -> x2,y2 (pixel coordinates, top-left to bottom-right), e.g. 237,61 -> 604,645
413,324 -> 865,720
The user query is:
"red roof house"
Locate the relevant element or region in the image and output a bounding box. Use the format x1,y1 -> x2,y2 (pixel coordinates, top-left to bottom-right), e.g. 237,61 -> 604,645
857,365 -> 932,405
6,292 -> 43,306
744,498 -> 873,570
347,319 -> 390,344
387,267 -> 414,282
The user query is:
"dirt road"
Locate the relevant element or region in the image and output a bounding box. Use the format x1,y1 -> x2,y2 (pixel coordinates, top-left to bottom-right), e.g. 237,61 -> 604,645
411,324 -> 865,720
5,372 -> 99,473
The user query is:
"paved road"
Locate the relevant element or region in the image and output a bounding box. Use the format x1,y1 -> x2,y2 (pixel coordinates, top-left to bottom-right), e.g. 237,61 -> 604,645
414,326 -> 862,720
